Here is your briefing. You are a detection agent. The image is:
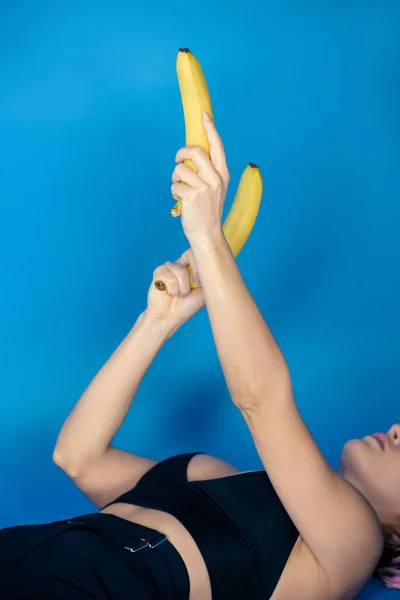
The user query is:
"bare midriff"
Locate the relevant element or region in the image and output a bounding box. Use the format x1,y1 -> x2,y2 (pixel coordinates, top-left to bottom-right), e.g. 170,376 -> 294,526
100,458 -> 310,600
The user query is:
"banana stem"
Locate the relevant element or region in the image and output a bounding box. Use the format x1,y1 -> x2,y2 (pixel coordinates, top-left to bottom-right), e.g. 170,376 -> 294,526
170,179 -> 188,216
154,264 -> 201,291
170,197 -> 182,217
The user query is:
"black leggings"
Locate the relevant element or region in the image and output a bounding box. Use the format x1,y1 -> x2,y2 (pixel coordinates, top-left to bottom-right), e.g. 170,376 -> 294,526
0,512 -> 190,599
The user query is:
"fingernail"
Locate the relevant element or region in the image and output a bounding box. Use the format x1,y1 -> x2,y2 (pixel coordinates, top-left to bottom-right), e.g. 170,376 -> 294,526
194,275 -> 201,285
203,112 -> 211,122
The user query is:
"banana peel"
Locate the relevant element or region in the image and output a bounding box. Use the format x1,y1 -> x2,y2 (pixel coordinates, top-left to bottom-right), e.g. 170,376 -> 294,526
156,48 -> 263,291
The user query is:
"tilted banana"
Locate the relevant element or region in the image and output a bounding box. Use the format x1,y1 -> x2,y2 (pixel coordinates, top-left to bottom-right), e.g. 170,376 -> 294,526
155,48 -> 262,291
222,162 -> 263,259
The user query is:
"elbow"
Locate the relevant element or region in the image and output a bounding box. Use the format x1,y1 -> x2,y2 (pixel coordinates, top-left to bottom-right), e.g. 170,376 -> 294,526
52,446 -> 81,478
52,445 -> 64,466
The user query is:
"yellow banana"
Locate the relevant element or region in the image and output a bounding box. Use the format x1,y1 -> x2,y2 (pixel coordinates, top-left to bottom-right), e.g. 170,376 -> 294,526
222,162 -> 263,258
155,48 -> 262,292
170,47 -> 214,218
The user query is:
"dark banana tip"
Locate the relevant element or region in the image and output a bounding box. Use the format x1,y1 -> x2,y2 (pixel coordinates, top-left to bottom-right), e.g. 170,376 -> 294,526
249,162 -> 260,169
154,281 -> 166,291
179,48 -> 191,53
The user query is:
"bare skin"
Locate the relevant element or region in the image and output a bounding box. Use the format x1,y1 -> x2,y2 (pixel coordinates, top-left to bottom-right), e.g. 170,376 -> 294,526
97,427 -> 400,600
54,114 -> 385,600
99,453 -> 331,600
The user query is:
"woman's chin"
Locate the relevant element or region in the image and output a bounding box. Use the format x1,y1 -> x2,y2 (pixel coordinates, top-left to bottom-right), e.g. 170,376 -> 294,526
342,437 -> 366,452
339,437 -> 370,480
339,438 -> 361,474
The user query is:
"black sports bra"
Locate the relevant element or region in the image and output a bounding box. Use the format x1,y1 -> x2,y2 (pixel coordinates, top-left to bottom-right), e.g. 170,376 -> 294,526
101,451 -> 299,599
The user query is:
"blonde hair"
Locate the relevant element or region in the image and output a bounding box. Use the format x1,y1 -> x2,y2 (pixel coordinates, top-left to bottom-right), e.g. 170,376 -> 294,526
374,523 -> 400,589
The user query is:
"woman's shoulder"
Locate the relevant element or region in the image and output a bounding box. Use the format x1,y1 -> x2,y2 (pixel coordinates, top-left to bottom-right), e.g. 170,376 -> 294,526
188,454 -> 342,599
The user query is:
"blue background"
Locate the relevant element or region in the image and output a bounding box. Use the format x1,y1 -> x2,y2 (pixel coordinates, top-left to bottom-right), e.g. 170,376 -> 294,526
0,1 -> 399,597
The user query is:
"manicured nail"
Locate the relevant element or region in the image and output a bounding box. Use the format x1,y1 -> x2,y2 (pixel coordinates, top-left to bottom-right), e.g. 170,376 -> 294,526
194,274 -> 201,284
203,112 -> 211,122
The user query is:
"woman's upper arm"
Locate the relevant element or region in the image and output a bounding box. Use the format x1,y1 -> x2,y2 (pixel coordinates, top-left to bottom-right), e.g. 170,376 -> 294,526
54,445 -> 158,510
240,391 -> 384,597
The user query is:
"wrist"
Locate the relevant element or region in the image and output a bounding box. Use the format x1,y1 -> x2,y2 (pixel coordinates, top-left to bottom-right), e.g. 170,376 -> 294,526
187,228 -> 227,255
139,309 -> 181,340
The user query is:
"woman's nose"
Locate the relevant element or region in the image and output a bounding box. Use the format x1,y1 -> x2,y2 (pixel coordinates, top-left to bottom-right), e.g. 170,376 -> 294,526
387,423 -> 400,442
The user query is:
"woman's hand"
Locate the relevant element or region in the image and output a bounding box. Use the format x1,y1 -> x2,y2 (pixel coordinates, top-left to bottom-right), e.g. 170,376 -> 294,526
171,113 -> 230,246
146,248 -> 205,329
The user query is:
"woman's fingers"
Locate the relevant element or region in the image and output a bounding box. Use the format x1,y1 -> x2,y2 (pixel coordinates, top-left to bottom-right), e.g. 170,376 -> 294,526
171,182 -> 190,202
175,249 -> 201,285
153,262 -> 191,297
175,146 -> 222,189
172,163 -> 204,187
174,115 -> 230,186
201,113 -> 230,184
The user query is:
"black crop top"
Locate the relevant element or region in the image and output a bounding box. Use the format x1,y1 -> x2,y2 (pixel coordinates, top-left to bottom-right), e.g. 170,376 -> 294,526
101,452 -> 299,599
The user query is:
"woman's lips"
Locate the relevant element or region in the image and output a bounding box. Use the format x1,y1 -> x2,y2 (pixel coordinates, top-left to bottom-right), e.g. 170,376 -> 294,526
370,433 -> 386,451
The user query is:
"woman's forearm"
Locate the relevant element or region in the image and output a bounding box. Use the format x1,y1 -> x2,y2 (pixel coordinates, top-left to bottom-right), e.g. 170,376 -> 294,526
190,232 -> 291,406
53,310 -> 175,470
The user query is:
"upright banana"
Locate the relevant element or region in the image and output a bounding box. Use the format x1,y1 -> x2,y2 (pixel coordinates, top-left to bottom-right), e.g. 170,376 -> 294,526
155,48 -> 263,291
170,47 -> 214,218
